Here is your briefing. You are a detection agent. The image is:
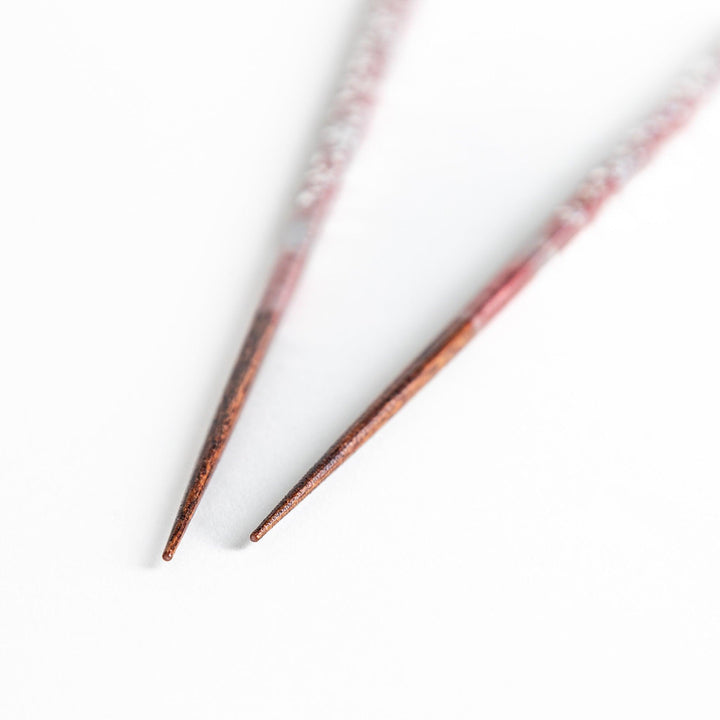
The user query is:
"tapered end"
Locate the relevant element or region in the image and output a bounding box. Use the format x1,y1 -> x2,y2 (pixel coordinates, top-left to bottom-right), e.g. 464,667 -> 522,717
250,498 -> 296,542
162,489 -> 204,562
162,521 -> 185,561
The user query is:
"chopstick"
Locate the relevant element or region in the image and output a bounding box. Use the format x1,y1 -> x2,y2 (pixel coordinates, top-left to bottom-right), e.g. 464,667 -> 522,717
250,47 -> 720,543
163,0 -> 413,561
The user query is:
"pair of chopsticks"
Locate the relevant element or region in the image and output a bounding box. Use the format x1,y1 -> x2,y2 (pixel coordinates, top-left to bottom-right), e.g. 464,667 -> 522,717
163,0 -> 720,560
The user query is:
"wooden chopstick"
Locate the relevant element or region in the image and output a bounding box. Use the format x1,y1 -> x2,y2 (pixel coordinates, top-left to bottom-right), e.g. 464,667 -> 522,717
250,46 -> 720,543
163,0 -> 413,560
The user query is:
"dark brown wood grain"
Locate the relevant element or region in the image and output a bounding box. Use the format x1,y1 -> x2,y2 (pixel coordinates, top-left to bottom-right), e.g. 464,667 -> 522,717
162,309 -> 278,561
249,315 -> 476,541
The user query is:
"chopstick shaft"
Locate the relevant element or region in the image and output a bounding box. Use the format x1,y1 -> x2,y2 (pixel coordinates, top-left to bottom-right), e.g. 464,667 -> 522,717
163,0 -> 412,560
250,47 -> 720,543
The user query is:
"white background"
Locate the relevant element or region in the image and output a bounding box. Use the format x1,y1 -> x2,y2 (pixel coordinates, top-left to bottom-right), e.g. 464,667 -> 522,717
2,1 -> 720,717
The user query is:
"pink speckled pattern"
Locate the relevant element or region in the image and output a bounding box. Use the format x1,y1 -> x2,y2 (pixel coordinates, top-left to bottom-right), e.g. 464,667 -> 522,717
292,0 -> 412,231
265,0 -> 412,313
465,46 -> 720,330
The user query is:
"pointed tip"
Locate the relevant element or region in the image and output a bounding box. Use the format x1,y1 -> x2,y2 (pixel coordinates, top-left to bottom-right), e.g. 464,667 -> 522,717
162,525 -> 181,561
162,504 -> 195,563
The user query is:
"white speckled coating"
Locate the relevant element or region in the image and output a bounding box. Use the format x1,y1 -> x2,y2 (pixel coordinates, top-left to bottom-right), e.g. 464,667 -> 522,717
284,0 -> 412,247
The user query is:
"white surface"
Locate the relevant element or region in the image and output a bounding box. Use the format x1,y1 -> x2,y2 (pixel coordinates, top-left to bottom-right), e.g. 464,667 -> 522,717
2,1 -> 720,717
